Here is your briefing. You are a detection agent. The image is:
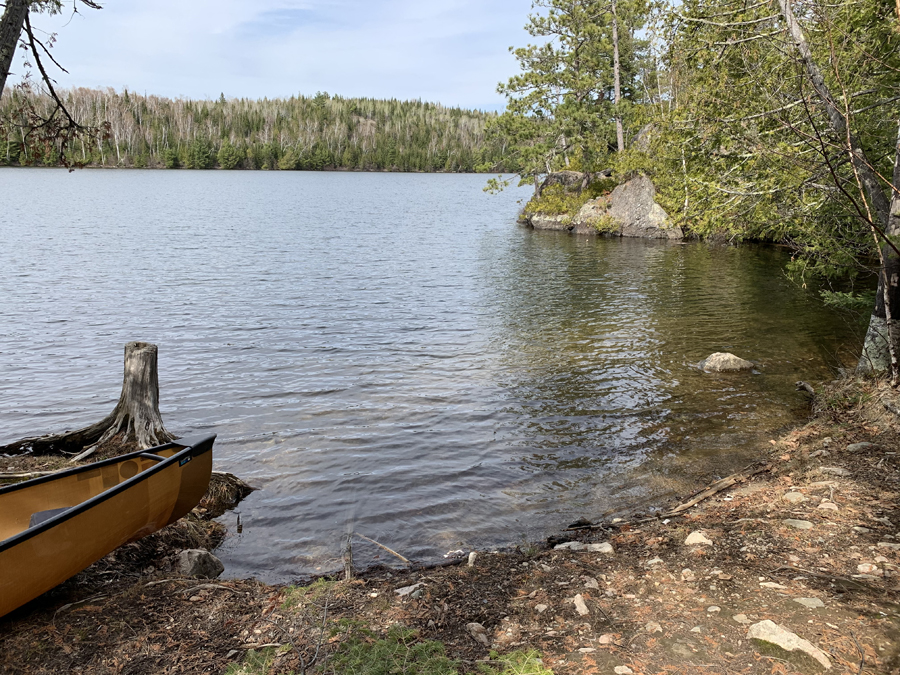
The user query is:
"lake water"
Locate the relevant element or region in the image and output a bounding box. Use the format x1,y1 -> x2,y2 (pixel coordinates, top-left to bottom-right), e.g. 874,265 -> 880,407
0,168 -> 863,582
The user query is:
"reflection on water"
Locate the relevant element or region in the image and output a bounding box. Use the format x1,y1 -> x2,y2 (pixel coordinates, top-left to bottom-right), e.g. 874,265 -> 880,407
0,169 -> 863,582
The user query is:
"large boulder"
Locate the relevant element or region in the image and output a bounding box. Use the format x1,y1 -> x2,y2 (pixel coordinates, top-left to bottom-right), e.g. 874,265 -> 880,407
570,175 -> 682,239
606,175 -> 682,239
631,124 -> 657,152
537,171 -> 585,196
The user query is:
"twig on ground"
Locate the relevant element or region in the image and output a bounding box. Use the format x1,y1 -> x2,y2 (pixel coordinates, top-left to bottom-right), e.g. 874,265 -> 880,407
850,631 -> 865,675
181,584 -> 234,595
0,470 -> 55,480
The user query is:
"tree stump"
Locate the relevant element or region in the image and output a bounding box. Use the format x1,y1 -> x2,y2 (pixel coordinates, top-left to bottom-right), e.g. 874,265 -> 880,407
0,342 -> 175,457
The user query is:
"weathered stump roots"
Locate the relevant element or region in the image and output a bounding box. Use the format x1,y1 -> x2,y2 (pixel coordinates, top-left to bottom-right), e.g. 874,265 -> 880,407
0,342 -> 175,457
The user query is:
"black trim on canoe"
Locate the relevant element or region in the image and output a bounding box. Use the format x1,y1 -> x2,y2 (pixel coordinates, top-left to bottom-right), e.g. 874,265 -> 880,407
0,434 -> 215,555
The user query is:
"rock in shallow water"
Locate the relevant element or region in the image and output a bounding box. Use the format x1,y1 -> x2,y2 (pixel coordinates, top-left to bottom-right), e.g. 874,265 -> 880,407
699,352 -> 754,372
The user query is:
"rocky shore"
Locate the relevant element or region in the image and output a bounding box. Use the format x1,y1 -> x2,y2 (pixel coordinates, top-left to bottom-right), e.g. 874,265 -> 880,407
2,377 -> 900,674
523,173 -> 683,241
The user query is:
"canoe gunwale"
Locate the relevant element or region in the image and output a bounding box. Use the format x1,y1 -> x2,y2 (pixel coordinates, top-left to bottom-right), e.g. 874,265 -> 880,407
0,434 -> 215,555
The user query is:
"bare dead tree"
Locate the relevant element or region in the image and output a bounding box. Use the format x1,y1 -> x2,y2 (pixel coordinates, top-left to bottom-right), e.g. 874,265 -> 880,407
0,0 -> 106,168
0,342 -> 175,457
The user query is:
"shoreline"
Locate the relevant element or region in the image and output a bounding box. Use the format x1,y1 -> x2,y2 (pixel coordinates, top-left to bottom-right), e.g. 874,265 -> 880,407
3,376 -> 900,673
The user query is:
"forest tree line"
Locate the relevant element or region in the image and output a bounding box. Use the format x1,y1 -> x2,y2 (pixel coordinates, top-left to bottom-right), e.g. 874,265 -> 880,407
0,87 -> 509,172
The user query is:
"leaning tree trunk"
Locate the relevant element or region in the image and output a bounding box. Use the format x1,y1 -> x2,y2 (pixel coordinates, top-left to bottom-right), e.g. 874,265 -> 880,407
0,0 -> 28,101
0,342 -> 175,457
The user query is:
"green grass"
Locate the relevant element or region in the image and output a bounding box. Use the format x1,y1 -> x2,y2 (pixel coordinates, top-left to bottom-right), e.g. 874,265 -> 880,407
282,578 -> 338,610
223,621 -> 554,675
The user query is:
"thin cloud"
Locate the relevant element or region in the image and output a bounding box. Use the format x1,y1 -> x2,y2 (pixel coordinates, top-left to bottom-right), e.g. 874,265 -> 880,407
20,0 -> 531,109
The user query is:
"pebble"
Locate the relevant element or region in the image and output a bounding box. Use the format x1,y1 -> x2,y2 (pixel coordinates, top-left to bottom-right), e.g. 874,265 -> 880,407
535,604 -> 548,614
707,606 -> 721,613
793,597 -> 825,609
189,595 -> 204,602
614,667 -> 634,675
783,519 -> 814,530
554,541 -> 585,551
681,569 -> 696,582
578,648 -> 596,654
583,576 -> 600,589
646,557 -> 664,567
468,552 -> 478,567
395,583 -> 424,597
760,582 -> 788,589
733,614 -> 753,625
645,621 -> 663,633
846,442 -> 877,453
782,492 -> 806,504
854,527 -> 872,534
598,634 -> 616,644
466,623 -> 490,646
690,626 -> 702,633
818,502 -> 839,511
573,594 -> 590,616
685,531 -> 713,546
820,466 -> 851,476
857,563 -> 880,575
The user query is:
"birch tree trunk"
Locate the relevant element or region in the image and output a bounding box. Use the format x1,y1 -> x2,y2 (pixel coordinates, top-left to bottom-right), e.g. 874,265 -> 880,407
859,124 -> 900,376
0,0 -> 28,100
0,342 -> 175,456
774,0 -> 899,375
612,0 -> 625,153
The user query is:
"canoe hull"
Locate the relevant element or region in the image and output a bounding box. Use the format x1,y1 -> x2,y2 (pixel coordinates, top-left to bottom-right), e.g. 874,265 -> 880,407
0,435 -> 214,618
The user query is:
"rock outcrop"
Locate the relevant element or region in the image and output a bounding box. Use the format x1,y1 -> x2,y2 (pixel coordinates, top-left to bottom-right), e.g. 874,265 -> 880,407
529,175 -> 683,240
537,170 -> 586,196
603,176 -> 681,239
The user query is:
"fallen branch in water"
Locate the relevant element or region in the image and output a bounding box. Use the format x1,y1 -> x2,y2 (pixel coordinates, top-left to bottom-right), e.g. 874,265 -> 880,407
664,462 -> 772,516
352,532 -> 410,565
565,461 -> 772,532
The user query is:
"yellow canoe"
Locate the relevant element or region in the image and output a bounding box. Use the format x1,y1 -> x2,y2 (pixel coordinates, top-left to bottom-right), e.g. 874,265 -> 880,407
0,434 -> 215,618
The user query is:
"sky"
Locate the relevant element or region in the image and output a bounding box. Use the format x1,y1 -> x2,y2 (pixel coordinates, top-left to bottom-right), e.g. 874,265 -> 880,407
16,0 -> 535,111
